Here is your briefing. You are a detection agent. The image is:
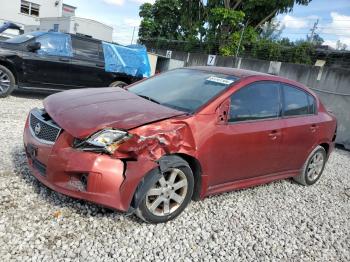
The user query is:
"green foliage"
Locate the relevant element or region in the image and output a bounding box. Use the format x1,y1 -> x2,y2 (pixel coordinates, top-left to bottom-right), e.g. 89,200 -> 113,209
251,39 -> 282,61
250,39 -> 316,64
207,8 -> 245,55
219,26 -> 258,56
138,0 -> 317,65
260,19 -> 284,41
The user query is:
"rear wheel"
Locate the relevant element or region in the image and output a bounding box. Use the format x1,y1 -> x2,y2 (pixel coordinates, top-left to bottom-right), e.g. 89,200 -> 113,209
109,80 -> 128,88
135,161 -> 194,223
0,65 -> 16,98
293,146 -> 327,186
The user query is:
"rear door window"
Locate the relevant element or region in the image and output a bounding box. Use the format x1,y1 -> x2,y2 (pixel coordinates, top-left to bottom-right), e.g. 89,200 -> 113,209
282,84 -> 315,116
72,38 -> 101,60
229,82 -> 280,122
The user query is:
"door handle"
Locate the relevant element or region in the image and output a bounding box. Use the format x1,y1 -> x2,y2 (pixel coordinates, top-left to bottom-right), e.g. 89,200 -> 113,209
59,58 -> 70,62
268,130 -> 280,140
310,124 -> 318,133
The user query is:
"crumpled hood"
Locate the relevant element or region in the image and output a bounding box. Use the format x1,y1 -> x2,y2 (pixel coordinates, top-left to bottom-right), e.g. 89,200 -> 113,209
44,87 -> 185,138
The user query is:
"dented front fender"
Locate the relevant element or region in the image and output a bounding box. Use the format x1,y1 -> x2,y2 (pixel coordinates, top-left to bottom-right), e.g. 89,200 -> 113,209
114,118 -> 197,161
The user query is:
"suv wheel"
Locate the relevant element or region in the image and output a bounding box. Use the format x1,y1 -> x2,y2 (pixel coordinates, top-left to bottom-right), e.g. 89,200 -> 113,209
109,81 -> 127,88
0,65 -> 16,98
135,161 -> 194,223
293,145 -> 327,186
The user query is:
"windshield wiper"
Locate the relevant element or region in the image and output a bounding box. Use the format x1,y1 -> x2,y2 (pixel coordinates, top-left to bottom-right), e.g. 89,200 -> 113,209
137,94 -> 161,105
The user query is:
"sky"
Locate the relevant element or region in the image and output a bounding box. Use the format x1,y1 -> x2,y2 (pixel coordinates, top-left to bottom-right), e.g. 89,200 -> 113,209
64,0 -> 350,49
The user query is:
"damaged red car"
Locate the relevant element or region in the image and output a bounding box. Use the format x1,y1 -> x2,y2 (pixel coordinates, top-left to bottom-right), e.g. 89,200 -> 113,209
23,67 -> 337,223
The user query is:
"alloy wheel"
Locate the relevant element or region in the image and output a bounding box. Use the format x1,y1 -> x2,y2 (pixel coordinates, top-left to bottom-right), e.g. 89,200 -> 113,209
307,152 -> 324,181
145,168 -> 188,216
0,69 -> 10,95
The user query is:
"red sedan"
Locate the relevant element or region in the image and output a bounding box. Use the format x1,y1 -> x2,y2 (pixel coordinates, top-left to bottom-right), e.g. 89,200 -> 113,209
23,67 -> 337,223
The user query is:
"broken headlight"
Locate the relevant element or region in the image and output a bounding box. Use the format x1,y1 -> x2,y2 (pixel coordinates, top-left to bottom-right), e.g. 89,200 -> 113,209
75,129 -> 132,154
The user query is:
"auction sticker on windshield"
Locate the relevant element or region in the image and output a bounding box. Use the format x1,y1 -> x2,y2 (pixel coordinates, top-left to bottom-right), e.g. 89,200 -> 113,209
206,76 -> 235,85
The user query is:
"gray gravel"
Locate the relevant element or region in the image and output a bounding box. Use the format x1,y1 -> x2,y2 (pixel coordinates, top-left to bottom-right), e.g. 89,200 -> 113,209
0,92 -> 350,261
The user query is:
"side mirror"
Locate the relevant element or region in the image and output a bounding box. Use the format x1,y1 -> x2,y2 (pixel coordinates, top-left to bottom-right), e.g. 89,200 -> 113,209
216,98 -> 230,124
27,42 -> 41,52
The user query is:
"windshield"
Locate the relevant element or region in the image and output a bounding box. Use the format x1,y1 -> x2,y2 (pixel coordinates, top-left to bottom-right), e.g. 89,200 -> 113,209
5,32 -> 46,43
128,68 -> 238,113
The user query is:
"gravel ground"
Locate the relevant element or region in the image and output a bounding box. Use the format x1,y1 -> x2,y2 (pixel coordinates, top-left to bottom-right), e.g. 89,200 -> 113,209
0,92 -> 349,261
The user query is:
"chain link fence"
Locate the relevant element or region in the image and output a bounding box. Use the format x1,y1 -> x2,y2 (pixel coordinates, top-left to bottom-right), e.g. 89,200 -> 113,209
141,37 -> 350,68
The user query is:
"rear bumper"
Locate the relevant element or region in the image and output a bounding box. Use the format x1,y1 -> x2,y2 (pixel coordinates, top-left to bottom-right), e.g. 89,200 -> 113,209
23,123 -> 130,211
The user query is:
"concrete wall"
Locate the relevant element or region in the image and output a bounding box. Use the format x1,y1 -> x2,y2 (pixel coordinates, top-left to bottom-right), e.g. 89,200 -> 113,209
148,53 -> 158,76
153,50 -> 350,149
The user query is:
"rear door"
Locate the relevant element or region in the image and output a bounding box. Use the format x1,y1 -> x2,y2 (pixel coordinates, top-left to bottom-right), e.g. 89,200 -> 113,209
70,36 -> 109,87
22,33 -> 72,88
279,83 -> 318,171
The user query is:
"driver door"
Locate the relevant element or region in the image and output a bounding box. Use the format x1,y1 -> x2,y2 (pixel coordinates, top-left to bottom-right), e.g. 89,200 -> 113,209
22,33 -> 72,88
207,81 -> 284,186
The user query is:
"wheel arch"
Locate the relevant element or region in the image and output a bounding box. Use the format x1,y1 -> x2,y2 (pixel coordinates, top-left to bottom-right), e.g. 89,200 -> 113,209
319,142 -> 330,155
173,153 -> 202,201
112,75 -> 133,85
0,60 -> 18,84
129,153 -> 203,210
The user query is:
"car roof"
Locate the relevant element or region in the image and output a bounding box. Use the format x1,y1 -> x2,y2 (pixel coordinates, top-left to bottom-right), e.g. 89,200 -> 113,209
189,66 -> 269,78
188,66 -> 316,94
189,66 -> 312,91
30,31 -> 102,43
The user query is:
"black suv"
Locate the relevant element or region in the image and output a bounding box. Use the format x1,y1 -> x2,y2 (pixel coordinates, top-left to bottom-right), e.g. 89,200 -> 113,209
0,31 -> 145,98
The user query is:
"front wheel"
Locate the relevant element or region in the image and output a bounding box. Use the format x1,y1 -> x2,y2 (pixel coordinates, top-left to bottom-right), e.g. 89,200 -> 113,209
135,163 -> 194,223
0,65 -> 16,98
293,146 -> 327,186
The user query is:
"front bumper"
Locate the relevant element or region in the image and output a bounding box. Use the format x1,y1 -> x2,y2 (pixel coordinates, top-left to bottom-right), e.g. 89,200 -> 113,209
23,121 -> 130,211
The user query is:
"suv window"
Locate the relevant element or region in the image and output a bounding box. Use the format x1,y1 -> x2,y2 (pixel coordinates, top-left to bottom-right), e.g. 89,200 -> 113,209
36,33 -> 72,57
72,38 -> 101,60
282,84 -> 315,116
229,82 -> 280,122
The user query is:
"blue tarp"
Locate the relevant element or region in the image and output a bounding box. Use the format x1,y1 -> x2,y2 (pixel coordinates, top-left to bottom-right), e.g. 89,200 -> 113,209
102,42 -> 151,78
37,32 -> 73,57
0,22 -> 21,34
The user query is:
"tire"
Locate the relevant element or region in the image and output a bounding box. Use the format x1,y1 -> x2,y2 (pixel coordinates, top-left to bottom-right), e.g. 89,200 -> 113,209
0,65 -> 16,98
109,81 -> 128,88
293,146 -> 327,186
135,158 -> 194,223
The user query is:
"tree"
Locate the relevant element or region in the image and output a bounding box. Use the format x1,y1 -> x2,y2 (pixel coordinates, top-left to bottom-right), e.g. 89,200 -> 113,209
206,7 -> 246,54
207,0 -> 313,28
138,0 -> 181,41
260,19 -> 284,41
336,40 -> 347,51
306,33 -> 324,46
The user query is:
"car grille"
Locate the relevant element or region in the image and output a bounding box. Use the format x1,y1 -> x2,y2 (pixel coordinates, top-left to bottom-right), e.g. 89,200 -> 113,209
29,109 -> 61,144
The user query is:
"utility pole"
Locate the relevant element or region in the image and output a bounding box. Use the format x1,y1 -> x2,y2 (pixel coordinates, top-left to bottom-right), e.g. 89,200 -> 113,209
131,26 -> 136,45
309,19 -> 319,43
235,23 -> 246,58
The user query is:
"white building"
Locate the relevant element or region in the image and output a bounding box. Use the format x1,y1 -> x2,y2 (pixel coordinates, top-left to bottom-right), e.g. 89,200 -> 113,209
0,0 -> 63,28
0,0 -> 113,41
37,17 -> 113,42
